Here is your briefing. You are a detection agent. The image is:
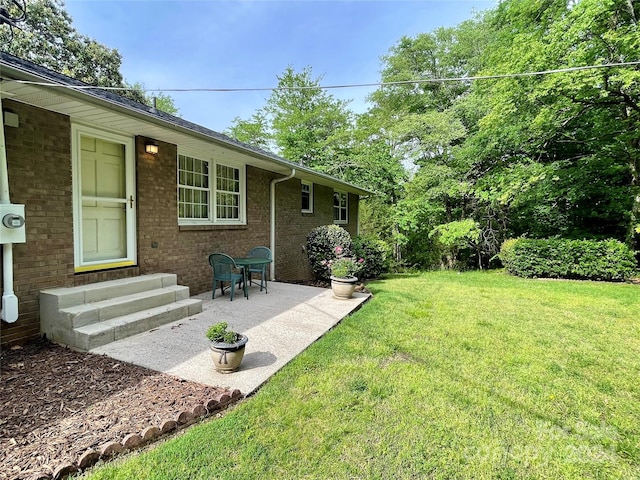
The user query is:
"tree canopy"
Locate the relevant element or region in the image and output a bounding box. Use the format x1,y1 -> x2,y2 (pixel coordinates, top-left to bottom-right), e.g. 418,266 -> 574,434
226,66 -> 355,174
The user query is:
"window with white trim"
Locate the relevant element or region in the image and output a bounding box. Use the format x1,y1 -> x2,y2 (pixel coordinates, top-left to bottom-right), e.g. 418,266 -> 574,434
178,153 -> 245,225
301,181 -> 313,213
333,190 -> 348,224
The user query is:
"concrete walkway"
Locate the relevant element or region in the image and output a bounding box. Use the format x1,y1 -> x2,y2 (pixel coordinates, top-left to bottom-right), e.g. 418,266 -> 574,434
91,282 -> 370,396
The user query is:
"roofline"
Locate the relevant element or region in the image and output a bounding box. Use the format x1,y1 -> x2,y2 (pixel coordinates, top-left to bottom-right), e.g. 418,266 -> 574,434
0,52 -> 374,196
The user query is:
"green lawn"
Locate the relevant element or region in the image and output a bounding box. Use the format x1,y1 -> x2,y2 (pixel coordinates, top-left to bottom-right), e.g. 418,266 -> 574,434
84,271 -> 640,479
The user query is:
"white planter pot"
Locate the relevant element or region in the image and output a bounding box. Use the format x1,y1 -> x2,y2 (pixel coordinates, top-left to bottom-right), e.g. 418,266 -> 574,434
330,275 -> 358,299
210,334 -> 248,373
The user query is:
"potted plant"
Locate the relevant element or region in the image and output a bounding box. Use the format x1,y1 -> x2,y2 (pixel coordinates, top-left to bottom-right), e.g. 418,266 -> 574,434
206,322 -> 248,373
329,257 -> 359,299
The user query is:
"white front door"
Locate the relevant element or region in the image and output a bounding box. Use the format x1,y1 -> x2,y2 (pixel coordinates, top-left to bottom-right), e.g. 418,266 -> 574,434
72,125 -> 136,272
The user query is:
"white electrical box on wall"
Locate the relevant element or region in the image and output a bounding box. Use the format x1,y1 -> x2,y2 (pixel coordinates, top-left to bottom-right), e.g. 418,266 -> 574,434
0,204 -> 25,243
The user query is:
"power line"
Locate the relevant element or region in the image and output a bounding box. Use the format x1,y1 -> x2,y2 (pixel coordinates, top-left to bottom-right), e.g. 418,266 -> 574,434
8,60 -> 640,93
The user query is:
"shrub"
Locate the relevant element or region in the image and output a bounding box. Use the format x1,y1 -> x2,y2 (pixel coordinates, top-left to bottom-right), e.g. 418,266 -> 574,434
205,322 -> 239,343
499,238 -> 637,281
307,225 -> 353,280
352,235 -> 387,279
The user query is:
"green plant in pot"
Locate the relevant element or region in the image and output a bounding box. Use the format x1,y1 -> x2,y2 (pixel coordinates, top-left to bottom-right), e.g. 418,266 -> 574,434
206,322 -> 248,373
329,257 -> 360,299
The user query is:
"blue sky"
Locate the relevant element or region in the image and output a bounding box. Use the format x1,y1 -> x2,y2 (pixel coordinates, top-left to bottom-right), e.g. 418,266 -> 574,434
65,0 -> 495,132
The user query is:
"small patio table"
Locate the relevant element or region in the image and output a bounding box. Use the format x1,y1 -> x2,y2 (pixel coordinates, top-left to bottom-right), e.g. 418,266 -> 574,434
233,257 -> 272,299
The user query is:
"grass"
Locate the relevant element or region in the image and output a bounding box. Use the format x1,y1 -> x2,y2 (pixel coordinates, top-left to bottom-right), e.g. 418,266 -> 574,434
83,271 -> 640,479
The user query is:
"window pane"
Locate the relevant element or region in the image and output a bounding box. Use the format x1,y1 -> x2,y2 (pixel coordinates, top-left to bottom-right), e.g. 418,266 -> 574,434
178,154 -> 211,221
212,163 -> 241,221
333,191 -> 347,223
180,159 -> 241,223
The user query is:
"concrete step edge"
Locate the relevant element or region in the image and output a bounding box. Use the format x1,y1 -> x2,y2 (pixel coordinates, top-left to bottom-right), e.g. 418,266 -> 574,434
75,298 -> 203,350
40,273 -> 178,308
62,286 -> 192,327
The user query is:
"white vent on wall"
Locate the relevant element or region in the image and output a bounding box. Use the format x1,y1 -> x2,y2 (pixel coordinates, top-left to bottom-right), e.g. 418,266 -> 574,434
3,111 -> 18,128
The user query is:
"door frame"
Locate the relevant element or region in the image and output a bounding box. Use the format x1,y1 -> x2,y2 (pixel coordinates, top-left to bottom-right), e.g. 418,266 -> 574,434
71,124 -> 137,272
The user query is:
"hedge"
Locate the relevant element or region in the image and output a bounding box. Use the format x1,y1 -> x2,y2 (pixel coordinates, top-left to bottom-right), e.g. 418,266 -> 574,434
499,238 -> 637,282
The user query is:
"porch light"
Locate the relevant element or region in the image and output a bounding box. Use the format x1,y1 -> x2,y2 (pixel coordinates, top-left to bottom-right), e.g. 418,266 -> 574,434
145,142 -> 159,155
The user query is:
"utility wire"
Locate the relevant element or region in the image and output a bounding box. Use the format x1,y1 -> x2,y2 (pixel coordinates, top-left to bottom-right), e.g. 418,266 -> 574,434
7,60 -> 640,93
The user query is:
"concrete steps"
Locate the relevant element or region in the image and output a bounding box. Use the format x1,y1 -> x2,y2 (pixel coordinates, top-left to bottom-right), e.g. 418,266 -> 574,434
40,273 -> 202,351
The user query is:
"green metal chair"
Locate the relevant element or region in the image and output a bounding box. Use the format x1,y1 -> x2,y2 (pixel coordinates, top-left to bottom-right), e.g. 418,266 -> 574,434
208,253 -> 246,301
246,246 -> 272,294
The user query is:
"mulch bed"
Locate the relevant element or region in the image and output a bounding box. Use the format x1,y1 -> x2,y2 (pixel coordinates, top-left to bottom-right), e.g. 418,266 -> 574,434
1,338 -> 239,480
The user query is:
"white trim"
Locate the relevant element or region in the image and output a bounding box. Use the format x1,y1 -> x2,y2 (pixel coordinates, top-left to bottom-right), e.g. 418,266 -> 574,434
301,180 -> 313,213
177,150 -> 246,226
71,124 -> 137,271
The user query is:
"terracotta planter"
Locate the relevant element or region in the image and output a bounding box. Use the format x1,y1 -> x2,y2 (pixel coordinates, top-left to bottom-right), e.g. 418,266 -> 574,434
330,275 -> 358,299
210,334 -> 248,373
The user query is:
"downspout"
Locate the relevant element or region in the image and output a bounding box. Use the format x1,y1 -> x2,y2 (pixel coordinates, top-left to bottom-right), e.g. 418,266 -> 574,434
0,97 -> 18,323
269,169 -> 296,281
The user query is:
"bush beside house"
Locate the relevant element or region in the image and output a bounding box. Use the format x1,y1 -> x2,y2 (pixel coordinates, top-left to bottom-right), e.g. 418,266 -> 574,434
307,225 -> 387,281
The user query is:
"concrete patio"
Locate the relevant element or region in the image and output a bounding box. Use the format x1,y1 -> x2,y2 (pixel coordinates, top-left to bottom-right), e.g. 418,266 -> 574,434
91,282 -> 370,396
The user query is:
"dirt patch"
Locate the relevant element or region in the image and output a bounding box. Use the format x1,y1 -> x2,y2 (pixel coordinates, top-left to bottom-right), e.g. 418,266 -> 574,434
1,338 -> 237,480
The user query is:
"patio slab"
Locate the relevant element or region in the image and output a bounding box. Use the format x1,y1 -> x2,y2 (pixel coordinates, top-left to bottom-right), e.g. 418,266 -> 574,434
91,282 -> 370,396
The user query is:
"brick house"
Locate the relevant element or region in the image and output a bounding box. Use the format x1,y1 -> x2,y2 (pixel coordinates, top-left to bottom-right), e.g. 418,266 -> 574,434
0,52 -> 370,347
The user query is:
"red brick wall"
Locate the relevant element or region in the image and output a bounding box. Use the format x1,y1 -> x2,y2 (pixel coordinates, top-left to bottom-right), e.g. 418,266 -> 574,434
1,100 -> 74,345
273,180 -> 359,282
0,100 -> 361,346
134,137 -> 274,295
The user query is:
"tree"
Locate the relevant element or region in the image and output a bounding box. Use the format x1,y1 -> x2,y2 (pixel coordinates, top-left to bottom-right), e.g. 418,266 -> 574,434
130,82 -> 180,117
367,19 -> 490,268
226,111 -> 272,150
369,25 -> 481,117
372,0 -> 640,268
149,91 -> 180,117
349,112 -> 407,264
461,0 -> 639,248
224,66 -> 355,175
266,66 -> 353,172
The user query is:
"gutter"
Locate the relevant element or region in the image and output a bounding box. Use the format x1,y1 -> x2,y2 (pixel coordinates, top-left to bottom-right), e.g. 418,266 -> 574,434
269,169 -> 296,281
